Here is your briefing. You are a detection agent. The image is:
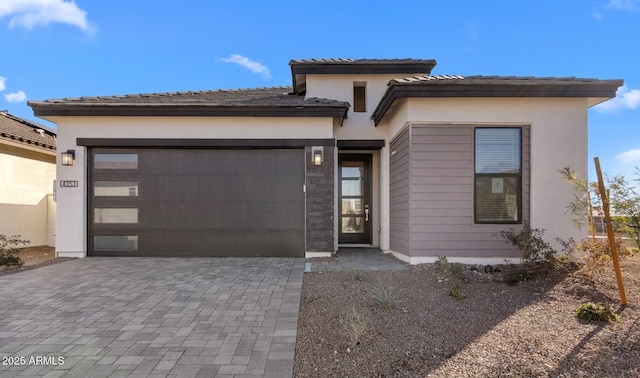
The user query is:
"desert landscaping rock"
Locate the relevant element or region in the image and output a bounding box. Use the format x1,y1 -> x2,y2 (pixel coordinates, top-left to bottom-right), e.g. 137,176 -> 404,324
294,256 -> 639,377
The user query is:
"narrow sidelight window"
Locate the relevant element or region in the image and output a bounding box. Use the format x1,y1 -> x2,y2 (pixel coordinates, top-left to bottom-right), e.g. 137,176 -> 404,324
474,128 -> 521,223
353,82 -> 366,112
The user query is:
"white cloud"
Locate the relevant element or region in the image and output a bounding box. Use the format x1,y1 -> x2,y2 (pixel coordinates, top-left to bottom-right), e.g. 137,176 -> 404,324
594,86 -> 640,112
0,76 -> 6,91
0,0 -> 94,32
4,90 -> 27,103
606,0 -> 640,11
221,54 -> 271,79
616,149 -> 640,164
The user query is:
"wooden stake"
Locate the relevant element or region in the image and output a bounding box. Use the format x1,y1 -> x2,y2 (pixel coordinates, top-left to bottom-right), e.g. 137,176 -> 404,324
588,196 -> 596,241
594,157 -> 628,305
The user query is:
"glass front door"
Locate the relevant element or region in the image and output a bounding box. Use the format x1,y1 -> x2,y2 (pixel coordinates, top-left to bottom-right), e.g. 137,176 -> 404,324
339,154 -> 372,244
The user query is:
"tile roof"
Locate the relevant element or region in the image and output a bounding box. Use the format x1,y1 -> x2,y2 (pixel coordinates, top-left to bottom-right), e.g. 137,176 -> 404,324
37,86 -> 346,106
389,75 -> 614,85
0,111 -> 56,152
29,87 -> 350,118
372,75 -> 624,125
290,58 -> 436,65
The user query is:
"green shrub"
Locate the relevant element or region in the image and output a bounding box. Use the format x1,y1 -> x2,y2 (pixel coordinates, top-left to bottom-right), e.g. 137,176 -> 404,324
576,302 -> 620,323
0,235 -> 29,267
435,256 -> 465,281
495,224 -> 556,264
448,283 -> 468,300
368,278 -> 399,309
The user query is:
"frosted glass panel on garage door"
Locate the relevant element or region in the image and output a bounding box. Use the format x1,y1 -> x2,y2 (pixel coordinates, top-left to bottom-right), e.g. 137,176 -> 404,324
94,154 -> 138,169
94,208 -> 138,224
94,181 -> 139,196
94,236 -> 138,252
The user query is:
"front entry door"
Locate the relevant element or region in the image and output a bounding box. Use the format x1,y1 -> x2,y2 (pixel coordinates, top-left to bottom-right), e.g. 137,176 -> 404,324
339,154 -> 372,244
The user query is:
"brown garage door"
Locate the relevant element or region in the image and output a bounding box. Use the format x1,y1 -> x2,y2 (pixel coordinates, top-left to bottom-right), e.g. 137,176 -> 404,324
88,148 -> 305,257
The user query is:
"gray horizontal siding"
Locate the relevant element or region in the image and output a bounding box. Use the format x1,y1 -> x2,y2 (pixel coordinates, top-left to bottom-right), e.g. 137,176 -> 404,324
408,124 -> 530,259
389,126 -> 411,255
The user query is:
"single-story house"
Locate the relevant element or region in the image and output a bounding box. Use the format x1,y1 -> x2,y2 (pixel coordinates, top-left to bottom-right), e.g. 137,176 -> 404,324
0,110 -> 56,247
28,58 -> 622,264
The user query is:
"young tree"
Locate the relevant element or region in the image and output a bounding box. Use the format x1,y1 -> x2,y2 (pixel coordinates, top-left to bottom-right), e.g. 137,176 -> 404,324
561,166 -> 640,251
607,169 -> 640,250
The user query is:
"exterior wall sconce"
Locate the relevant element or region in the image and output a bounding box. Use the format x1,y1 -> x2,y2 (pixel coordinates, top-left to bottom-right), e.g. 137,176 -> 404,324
61,149 -> 75,166
312,146 -> 323,166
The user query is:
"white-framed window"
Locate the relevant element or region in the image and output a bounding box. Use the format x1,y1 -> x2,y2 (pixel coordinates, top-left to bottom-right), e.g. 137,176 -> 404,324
474,127 -> 522,223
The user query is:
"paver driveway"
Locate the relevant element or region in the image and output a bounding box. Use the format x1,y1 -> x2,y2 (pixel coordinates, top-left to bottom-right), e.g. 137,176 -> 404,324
0,257 -> 304,377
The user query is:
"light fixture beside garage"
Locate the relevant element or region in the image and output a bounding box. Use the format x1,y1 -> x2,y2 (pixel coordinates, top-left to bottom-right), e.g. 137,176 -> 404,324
61,149 -> 75,166
312,146 -> 323,166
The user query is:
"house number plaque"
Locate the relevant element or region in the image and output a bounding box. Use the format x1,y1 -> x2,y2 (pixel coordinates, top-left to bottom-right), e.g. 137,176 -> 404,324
60,180 -> 79,188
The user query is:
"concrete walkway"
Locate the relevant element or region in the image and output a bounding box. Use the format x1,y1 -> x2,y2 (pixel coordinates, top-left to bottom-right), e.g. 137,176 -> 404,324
305,248 -> 408,272
0,257 -> 304,377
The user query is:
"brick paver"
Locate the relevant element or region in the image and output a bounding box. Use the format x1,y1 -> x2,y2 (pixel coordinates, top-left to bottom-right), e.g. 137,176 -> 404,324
306,248 -> 408,272
0,257 -> 304,377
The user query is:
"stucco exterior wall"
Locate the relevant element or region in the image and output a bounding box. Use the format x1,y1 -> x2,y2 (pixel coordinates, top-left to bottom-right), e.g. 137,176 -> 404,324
0,151 -> 56,246
53,116 -> 334,257
380,97 -> 588,263
306,74 -> 401,141
48,91 -> 592,262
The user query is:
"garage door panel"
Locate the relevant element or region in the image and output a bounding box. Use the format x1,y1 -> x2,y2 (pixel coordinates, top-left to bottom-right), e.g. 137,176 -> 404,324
89,148 -> 305,257
136,229 -> 301,257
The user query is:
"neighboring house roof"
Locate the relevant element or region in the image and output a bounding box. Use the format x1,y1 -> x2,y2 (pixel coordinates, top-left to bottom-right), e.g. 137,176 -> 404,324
0,110 -> 56,154
372,75 -> 624,125
29,86 -> 350,118
289,58 -> 437,94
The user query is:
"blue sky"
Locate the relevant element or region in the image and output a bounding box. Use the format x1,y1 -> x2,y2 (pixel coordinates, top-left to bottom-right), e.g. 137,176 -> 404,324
1,0 -> 639,179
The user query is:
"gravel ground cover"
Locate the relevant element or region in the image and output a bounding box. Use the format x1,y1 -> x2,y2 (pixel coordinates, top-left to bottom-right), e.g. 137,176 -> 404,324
0,246 -> 72,276
294,256 -> 640,377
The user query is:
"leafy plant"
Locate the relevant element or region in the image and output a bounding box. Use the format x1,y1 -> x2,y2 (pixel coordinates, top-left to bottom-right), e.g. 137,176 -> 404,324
560,167 -> 595,229
435,256 -> 465,281
561,166 -> 640,251
608,171 -> 640,250
576,302 -> 620,323
0,234 -> 29,267
339,306 -> 369,348
368,277 -> 399,309
353,272 -> 364,282
495,223 -> 556,264
448,283 -> 468,300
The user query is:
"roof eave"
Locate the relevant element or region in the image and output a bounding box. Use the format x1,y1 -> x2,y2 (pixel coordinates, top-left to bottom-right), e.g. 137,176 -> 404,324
28,103 -> 349,119
0,137 -> 56,156
372,81 -> 623,125
290,61 -> 437,76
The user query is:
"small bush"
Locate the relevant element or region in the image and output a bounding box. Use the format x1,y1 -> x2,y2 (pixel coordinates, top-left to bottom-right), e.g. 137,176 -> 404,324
560,237 -> 630,276
576,302 -> 620,323
435,256 -> 465,281
495,224 -> 556,264
0,235 -> 29,267
354,272 -> 364,282
340,306 -> 369,349
435,255 -> 449,271
448,283 -> 468,300
369,278 -> 399,309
